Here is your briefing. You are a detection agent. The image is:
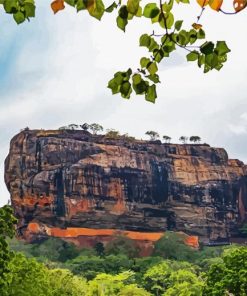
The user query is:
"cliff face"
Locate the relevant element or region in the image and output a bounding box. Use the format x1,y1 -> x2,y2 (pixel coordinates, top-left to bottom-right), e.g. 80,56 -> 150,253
4,130 -> 247,245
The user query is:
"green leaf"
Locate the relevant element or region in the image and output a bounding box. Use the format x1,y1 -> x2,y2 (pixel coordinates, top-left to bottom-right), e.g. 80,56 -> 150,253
205,53 -> 218,69
162,0 -> 174,12
108,78 -> 120,94
166,12 -> 174,29
215,63 -> 223,71
218,54 -> 227,63
151,12 -> 160,23
77,0 -> 86,11
147,62 -> 158,75
186,51 -> 199,61
108,70 -> 132,94
13,11 -> 25,24
65,0 -> 76,6
175,20 -> 183,31
204,64 -> 210,73
24,3 -> 35,18
140,57 -> 150,68
117,15 -> 128,31
143,3 -> 159,18
215,41 -> 231,56
162,38 -> 175,55
132,74 -> 142,85
145,84 -> 157,103
153,49 -> 164,63
118,5 -> 128,18
114,72 -> 125,84
84,0 -> 105,20
197,29 -> 205,39
139,34 -> 151,47
146,74 -> 160,83
200,41 -> 214,55
197,54 -> 205,68
177,30 -> 189,45
135,6 -> 142,17
189,29 -> 197,44
127,0 -> 139,15
120,81 -> 132,98
4,0 -> 18,13
127,12 -> 134,20
126,68 -> 132,78
158,14 -> 165,28
105,1 -> 117,12
159,12 -> 174,29
148,37 -> 159,52
133,79 -> 148,94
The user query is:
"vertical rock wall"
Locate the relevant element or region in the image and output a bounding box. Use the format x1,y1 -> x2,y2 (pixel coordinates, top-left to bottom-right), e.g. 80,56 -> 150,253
4,130 -> 247,244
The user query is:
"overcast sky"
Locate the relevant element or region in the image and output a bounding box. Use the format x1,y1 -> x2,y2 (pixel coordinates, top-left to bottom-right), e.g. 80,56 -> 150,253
0,1 -> 246,206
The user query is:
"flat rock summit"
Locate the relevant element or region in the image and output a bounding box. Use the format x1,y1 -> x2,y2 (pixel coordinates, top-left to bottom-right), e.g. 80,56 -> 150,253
4,129 -> 247,248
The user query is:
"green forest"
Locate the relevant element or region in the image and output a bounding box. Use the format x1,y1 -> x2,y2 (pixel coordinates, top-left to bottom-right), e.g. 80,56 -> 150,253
1,205 -> 247,296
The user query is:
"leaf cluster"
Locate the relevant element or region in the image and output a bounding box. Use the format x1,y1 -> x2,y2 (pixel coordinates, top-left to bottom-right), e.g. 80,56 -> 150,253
0,206 -> 17,292
1,0 -> 243,102
108,0 -> 231,102
186,40 -> 230,73
0,0 -> 35,24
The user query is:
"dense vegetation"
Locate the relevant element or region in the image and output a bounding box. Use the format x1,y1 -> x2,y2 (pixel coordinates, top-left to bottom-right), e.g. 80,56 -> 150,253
1,205 -> 247,295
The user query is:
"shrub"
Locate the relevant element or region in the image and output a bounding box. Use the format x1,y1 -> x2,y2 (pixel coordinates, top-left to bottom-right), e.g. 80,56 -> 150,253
105,235 -> 140,258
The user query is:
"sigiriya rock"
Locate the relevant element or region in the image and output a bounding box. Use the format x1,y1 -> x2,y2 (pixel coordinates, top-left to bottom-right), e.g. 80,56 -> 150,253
4,129 -> 247,249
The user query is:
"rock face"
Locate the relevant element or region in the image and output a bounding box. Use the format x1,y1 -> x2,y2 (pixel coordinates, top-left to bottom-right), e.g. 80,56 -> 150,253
4,130 -> 247,245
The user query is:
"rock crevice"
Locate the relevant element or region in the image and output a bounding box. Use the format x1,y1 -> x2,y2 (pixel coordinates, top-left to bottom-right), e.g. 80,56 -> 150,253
4,130 -> 247,242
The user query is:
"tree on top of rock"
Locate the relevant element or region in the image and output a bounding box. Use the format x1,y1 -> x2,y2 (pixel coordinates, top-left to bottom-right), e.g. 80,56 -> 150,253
163,135 -> 172,143
80,123 -> 89,131
189,136 -> 201,143
145,131 -> 160,141
179,136 -> 188,144
89,123 -> 104,135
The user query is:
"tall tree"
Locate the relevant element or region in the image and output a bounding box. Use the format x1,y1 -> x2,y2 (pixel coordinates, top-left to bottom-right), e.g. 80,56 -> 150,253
204,247 -> 247,296
0,205 -> 17,294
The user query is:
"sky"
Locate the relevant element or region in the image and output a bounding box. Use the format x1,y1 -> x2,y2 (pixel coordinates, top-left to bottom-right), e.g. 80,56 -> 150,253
0,1 -> 247,206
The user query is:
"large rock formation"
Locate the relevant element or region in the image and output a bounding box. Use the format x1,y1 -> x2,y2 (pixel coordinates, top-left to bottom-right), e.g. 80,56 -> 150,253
4,129 -> 247,246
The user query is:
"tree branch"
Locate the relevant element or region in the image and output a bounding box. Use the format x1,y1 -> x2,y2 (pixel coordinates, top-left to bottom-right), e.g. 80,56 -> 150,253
159,0 -> 168,34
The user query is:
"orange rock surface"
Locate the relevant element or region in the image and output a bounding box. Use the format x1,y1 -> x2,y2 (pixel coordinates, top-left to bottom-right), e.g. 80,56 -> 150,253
26,222 -> 199,251
5,129 -> 247,248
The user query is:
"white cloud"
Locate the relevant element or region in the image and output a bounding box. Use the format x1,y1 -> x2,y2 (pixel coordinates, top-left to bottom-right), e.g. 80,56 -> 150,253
228,124 -> 247,135
240,112 -> 247,121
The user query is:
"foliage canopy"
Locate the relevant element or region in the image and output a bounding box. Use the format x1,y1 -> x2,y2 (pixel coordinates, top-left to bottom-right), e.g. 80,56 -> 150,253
0,0 -> 246,102
1,205 -> 247,296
